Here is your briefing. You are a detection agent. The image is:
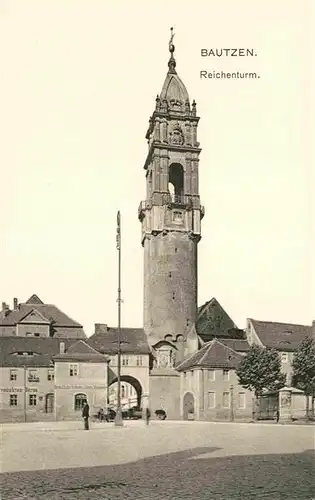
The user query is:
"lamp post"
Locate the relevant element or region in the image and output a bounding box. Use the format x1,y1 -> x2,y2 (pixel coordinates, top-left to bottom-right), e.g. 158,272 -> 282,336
115,211 -> 123,427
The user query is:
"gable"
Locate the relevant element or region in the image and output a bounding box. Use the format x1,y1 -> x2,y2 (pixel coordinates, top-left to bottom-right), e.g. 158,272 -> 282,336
197,298 -> 237,339
19,309 -> 50,325
66,340 -> 102,356
25,294 -> 44,305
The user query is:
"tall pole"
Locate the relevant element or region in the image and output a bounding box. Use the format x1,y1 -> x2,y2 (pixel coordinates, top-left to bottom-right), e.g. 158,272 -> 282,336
24,365 -> 27,423
115,210 -> 123,426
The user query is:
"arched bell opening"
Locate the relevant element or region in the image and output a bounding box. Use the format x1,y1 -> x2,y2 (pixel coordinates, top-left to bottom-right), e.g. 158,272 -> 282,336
168,163 -> 184,203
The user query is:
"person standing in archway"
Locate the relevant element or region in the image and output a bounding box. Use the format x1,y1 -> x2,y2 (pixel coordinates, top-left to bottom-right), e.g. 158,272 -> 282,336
82,402 -> 90,430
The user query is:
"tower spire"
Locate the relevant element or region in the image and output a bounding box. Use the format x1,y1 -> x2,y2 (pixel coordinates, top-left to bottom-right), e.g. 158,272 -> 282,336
168,27 -> 176,74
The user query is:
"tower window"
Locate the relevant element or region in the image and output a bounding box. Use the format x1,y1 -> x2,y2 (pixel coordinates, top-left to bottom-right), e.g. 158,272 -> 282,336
169,272 -> 172,278
169,163 -> 184,203
175,248 -> 178,253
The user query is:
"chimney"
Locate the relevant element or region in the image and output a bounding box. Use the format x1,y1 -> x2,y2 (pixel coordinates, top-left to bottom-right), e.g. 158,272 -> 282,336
13,298 -> 18,310
59,342 -> 65,354
95,323 -> 108,334
1,302 -> 10,317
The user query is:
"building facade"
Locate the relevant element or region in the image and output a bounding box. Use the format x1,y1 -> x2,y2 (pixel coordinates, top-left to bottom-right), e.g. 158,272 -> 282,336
177,339 -> 253,421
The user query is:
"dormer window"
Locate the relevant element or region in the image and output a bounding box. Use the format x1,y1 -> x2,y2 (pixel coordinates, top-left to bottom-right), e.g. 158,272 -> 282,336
14,351 -> 34,356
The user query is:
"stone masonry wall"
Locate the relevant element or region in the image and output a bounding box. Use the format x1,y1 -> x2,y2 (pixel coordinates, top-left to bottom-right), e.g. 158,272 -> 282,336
144,231 -> 197,344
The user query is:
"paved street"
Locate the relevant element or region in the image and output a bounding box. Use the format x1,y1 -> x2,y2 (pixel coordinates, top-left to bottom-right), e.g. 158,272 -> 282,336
1,420 -> 314,499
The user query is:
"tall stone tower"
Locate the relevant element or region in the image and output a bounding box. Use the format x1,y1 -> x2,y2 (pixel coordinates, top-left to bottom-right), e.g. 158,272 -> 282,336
139,30 -> 204,374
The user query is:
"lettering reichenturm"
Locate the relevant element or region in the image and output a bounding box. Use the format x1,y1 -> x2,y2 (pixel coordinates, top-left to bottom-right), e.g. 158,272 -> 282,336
201,49 -> 257,57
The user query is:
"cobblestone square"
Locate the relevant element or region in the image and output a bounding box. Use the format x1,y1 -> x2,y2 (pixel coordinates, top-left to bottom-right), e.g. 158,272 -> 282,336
1,420 -> 314,499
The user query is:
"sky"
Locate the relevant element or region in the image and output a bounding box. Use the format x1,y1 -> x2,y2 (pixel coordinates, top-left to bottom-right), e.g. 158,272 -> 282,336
0,0 -> 314,335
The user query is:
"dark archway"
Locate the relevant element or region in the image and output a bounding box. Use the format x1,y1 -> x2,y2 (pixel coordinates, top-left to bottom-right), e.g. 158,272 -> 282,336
183,392 -> 195,420
109,375 -> 143,408
45,393 -> 54,413
169,163 -> 184,202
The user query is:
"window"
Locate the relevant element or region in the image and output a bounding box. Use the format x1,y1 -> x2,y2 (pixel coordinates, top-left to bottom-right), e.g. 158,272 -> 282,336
184,372 -> 187,379
28,370 -> 40,382
208,370 -> 215,381
74,393 -> 87,411
122,385 -> 125,398
34,333 -> 40,337
208,392 -> 216,409
69,364 -> 78,376
122,356 -> 129,366
10,395 -> 18,406
223,392 -> 230,408
29,394 -> 37,406
47,370 -> 54,381
238,392 -> 246,409
281,352 -> 288,363
223,369 -> 230,381
136,356 -> 142,367
172,292 -> 175,300
10,370 -> 17,381
169,272 -> 172,278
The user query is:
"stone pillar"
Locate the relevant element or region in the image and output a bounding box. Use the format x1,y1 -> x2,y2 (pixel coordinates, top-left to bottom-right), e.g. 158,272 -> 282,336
279,387 -> 293,423
154,118 -> 161,142
191,123 -> 197,146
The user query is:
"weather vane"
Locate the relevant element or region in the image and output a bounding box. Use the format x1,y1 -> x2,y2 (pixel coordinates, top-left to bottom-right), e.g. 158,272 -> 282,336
169,27 -> 175,53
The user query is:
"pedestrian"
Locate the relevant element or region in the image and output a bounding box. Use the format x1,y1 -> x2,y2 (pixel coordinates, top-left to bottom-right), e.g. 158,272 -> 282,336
276,409 -> 280,423
145,407 -> 151,426
97,407 -> 104,422
82,402 -> 90,430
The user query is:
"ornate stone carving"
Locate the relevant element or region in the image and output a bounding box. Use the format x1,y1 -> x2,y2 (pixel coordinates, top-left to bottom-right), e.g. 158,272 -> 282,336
161,99 -> 168,112
154,346 -> 177,369
155,95 -> 161,111
169,98 -> 182,111
169,122 -> 184,146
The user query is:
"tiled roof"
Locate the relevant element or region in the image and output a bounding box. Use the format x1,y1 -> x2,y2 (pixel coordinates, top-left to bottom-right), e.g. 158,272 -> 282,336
196,297 -> 238,340
0,337 -> 76,367
176,339 -> 244,371
0,295 -> 86,339
51,327 -> 87,339
250,319 -> 312,351
53,340 -> 108,363
88,328 -> 150,355
219,339 -> 250,352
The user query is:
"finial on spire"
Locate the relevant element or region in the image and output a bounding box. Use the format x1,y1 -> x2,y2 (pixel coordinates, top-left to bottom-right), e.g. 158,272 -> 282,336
169,27 -> 175,53
168,27 -> 177,74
